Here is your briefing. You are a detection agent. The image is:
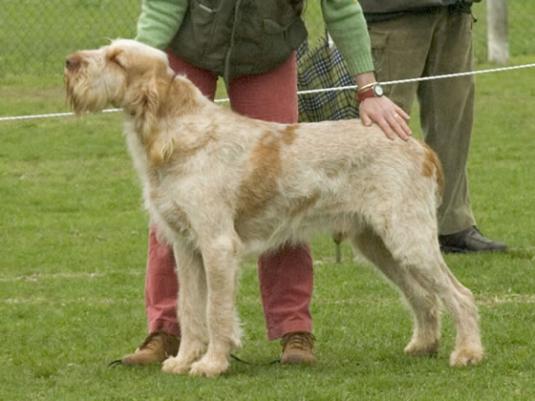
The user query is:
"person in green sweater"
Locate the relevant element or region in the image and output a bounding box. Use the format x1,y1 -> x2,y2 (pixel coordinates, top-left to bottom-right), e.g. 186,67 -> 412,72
359,0 -> 507,253
119,0 -> 411,367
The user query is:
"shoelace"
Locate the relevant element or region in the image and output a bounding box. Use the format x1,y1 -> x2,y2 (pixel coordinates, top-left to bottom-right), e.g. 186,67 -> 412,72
282,333 -> 315,350
137,332 -> 163,350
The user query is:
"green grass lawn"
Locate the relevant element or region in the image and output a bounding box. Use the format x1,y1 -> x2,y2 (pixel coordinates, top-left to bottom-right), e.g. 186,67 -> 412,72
1,56 -> 534,400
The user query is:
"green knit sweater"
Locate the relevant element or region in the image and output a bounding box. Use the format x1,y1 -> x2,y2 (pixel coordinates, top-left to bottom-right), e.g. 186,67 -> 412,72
136,0 -> 375,75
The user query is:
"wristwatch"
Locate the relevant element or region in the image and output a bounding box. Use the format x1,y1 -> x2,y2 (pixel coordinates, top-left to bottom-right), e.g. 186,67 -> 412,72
357,82 -> 384,103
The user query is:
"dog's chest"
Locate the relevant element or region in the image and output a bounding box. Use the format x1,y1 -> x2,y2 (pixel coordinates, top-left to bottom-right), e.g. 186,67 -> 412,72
148,181 -> 192,234
126,133 -> 193,238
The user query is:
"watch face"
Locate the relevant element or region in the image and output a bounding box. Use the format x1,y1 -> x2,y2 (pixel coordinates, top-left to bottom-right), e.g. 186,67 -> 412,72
373,84 -> 384,97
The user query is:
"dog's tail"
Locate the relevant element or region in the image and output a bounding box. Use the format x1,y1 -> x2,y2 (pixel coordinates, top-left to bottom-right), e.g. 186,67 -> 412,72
422,143 -> 445,207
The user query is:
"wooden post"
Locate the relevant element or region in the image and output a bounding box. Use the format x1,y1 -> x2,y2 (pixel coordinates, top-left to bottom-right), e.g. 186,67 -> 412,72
487,0 -> 509,64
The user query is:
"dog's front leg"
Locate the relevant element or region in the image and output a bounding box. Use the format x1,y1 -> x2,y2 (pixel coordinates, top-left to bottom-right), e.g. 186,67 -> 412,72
189,233 -> 243,378
162,242 -> 208,375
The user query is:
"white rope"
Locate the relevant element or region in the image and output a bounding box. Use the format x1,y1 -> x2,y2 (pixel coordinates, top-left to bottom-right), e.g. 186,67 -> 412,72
297,62 -> 535,96
0,108 -> 121,122
1,62 -> 534,123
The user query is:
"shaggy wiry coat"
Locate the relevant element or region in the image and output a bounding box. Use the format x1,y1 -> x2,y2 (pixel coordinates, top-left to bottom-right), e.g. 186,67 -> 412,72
65,40 -> 483,377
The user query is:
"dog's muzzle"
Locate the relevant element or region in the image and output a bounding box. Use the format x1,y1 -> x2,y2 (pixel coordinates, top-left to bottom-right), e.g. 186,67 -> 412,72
65,55 -> 82,72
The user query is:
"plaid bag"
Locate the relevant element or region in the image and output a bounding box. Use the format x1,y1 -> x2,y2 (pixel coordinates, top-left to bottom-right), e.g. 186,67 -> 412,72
297,35 -> 358,122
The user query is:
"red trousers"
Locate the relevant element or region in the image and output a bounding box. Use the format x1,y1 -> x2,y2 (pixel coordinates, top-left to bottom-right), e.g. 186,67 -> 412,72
144,52 -> 313,340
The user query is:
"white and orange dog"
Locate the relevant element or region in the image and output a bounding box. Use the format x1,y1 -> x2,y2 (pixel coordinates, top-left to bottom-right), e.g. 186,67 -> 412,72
65,40 -> 483,377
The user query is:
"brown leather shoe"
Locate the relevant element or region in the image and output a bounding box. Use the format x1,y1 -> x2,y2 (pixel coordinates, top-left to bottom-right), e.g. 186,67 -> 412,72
120,332 -> 180,366
280,332 -> 316,365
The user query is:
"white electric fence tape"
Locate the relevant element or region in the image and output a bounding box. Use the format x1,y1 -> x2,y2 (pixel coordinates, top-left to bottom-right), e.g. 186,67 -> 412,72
1,63 -> 534,123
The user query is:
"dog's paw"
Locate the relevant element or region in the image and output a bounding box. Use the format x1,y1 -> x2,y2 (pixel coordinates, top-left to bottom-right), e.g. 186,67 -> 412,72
189,355 -> 229,378
404,339 -> 439,357
449,345 -> 484,367
161,356 -> 191,375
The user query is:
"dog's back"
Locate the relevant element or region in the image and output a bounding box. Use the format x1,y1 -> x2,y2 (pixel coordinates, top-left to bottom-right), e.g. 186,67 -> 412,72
221,117 -> 443,254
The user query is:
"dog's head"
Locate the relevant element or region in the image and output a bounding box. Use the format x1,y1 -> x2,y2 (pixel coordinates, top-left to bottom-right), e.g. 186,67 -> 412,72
64,39 -> 174,116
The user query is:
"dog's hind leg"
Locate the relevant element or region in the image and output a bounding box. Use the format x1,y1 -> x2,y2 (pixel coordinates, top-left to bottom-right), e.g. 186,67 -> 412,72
162,242 -> 209,375
434,259 -> 485,367
188,230 -> 243,378
368,214 -> 484,367
409,250 -> 483,366
351,227 -> 441,357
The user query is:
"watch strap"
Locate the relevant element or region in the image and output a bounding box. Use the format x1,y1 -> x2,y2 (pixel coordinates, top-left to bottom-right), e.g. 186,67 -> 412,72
357,87 -> 377,102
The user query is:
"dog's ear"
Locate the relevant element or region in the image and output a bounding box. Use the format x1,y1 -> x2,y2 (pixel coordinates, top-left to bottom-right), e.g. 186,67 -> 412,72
127,75 -> 169,165
108,48 -> 127,69
149,137 -> 176,167
129,75 -> 160,121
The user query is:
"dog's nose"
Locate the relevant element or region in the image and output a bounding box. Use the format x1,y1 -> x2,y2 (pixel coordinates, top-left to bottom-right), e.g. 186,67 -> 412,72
65,55 -> 81,71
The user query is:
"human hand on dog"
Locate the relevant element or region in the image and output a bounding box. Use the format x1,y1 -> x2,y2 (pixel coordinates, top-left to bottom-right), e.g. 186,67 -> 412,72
359,96 -> 412,141
354,72 -> 411,141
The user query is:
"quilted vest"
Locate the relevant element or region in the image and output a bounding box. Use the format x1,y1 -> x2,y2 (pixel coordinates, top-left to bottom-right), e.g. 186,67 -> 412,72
359,0 -> 479,14
170,0 -> 307,82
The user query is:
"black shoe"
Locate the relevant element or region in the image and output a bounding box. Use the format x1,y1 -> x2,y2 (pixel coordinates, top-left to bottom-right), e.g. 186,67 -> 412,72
439,226 -> 507,254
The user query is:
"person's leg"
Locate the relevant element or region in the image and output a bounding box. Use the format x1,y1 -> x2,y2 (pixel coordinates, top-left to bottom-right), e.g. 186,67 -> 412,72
418,10 -> 506,251
417,10 -> 476,235
145,227 -> 180,336
120,52 -> 218,365
228,54 -> 315,363
228,54 -> 298,123
370,12 -> 505,252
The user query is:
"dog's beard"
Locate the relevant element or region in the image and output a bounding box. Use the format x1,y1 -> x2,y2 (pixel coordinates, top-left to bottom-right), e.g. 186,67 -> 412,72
65,73 -> 118,114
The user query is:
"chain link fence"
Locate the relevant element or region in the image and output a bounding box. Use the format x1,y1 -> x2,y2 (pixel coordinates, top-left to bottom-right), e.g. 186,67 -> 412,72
0,0 -> 140,77
1,1 -> 534,78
